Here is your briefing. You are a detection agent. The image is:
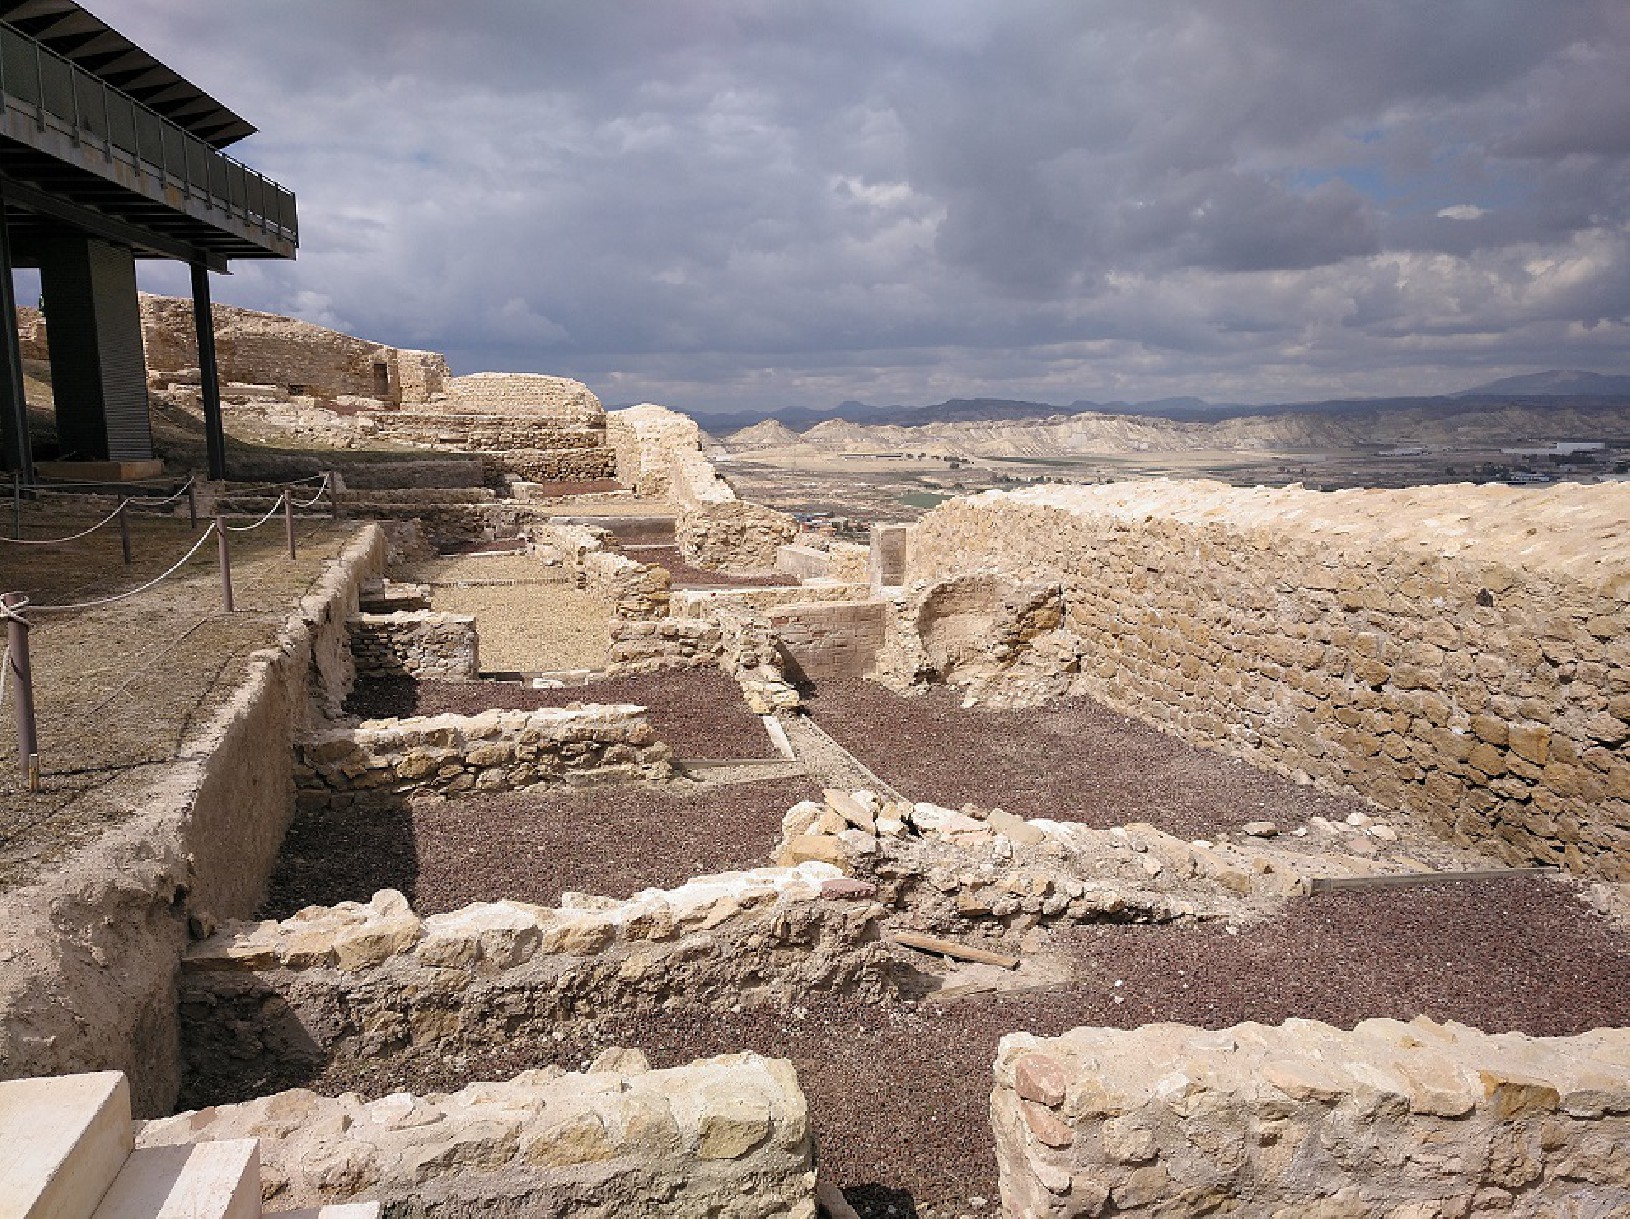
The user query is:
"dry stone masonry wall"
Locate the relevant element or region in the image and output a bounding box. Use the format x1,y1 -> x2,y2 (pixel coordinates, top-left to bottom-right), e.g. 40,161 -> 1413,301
899,481 -> 1630,878
180,867 -> 885,1083
296,706 -> 670,810
139,295 -> 448,404
347,611 -> 479,681
140,1052 -> 817,1218
992,1017 -> 1630,1217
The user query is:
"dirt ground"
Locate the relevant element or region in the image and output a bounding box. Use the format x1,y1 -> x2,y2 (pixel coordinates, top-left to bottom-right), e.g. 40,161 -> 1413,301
0,501 -> 357,891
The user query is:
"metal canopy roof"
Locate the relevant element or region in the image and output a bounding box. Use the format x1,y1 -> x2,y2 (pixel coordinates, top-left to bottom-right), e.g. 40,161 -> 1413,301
0,0 -> 256,148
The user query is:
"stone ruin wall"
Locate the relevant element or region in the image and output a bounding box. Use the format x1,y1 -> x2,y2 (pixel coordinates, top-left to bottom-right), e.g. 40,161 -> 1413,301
141,1050 -> 817,1218
295,705 -> 673,812
179,866 -> 885,1092
993,1017 -> 1630,1217
606,404 -> 797,571
895,481 -> 1630,879
347,610 -> 480,681
137,294 -> 448,405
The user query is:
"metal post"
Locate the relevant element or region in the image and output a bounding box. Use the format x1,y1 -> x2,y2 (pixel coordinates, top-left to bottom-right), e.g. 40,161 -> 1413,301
214,514 -> 233,612
186,480 -> 198,529
3,591 -> 39,791
117,500 -> 131,564
283,488 -> 295,559
191,264 -> 227,482
328,470 -> 339,520
10,470 -> 18,540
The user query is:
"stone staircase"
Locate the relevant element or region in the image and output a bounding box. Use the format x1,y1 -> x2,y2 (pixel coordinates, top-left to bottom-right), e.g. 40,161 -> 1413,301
0,1072 -> 375,1219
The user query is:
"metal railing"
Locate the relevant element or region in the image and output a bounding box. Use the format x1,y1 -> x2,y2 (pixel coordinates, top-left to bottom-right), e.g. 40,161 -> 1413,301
0,24 -> 297,246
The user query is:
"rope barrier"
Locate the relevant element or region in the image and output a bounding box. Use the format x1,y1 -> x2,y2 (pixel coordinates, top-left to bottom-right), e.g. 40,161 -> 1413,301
0,499 -> 129,546
224,497 -> 287,532
24,525 -> 220,613
292,475 -> 331,509
218,472 -> 328,497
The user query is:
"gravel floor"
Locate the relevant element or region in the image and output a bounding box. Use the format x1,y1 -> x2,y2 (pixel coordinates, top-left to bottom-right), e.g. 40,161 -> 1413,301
434,583 -> 613,671
260,776 -> 816,917
803,678 -> 1373,838
345,669 -> 779,759
261,877 -> 1630,1216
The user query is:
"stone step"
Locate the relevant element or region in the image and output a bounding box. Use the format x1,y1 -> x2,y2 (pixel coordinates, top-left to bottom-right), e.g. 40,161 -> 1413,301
0,1070 -> 132,1219
91,1140 -> 260,1219
265,1207 -> 381,1219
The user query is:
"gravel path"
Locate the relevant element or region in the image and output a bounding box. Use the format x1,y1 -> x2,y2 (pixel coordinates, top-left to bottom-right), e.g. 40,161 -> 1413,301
804,678 -> 1374,838
436,583 -> 614,671
269,877 -> 1630,1217
260,776 -> 816,917
345,669 -> 778,759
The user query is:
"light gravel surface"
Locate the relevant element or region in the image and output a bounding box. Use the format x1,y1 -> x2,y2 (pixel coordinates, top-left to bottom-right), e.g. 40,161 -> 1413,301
435,582 -> 613,671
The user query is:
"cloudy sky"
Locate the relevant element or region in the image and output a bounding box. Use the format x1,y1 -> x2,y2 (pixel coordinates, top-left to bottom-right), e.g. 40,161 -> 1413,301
111,1 -> 1630,413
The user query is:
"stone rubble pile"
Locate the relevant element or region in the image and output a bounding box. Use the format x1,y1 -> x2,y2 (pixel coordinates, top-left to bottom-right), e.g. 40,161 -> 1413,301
776,789 -> 1480,945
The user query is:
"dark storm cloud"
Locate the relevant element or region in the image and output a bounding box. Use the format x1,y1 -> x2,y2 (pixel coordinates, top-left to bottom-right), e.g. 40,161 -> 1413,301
113,0 -> 1630,409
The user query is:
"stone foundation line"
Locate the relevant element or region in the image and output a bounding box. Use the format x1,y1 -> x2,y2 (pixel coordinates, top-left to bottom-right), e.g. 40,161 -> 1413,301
139,1052 -> 817,1217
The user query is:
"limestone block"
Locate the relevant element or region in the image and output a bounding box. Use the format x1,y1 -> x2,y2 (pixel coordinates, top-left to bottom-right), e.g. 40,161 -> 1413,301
992,1018 -> 1630,1217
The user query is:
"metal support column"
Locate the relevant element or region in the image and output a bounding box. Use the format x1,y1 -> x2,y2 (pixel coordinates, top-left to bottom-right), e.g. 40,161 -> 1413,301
0,198 -> 34,485
191,263 -> 226,481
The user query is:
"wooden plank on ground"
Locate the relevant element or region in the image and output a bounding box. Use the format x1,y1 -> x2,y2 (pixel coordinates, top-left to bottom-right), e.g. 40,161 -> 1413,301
889,930 -> 1020,970
1308,867 -> 1560,894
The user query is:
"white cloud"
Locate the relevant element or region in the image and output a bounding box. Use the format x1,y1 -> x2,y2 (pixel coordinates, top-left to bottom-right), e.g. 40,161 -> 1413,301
1437,205 -> 1489,220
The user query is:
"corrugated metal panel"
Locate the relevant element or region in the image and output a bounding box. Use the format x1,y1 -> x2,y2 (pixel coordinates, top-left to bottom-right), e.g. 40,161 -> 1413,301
38,235 -> 152,460
89,238 -> 150,460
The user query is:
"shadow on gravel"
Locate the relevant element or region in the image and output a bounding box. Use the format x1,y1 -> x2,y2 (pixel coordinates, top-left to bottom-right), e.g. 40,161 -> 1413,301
258,795 -> 420,919
844,1185 -> 920,1218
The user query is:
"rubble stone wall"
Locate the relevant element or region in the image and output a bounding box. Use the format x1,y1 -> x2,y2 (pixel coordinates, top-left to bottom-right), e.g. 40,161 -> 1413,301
141,1053 -> 818,1218
348,611 -> 479,681
608,618 -> 726,674
677,502 -> 800,573
179,867 -> 886,1081
992,1017 -> 1630,1218
769,602 -> 888,683
606,404 -> 797,570
903,482 -> 1630,878
295,706 -> 671,810
139,294 -> 448,404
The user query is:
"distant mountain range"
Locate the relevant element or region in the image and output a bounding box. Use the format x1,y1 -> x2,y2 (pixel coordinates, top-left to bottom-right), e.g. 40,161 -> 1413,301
670,369 -> 1630,433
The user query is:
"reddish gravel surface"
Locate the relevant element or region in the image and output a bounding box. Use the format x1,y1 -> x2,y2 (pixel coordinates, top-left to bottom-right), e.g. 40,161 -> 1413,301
260,776 -> 816,918
344,669 -> 778,759
804,677 -> 1373,837
260,877 -> 1630,1216
627,544 -> 800,588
